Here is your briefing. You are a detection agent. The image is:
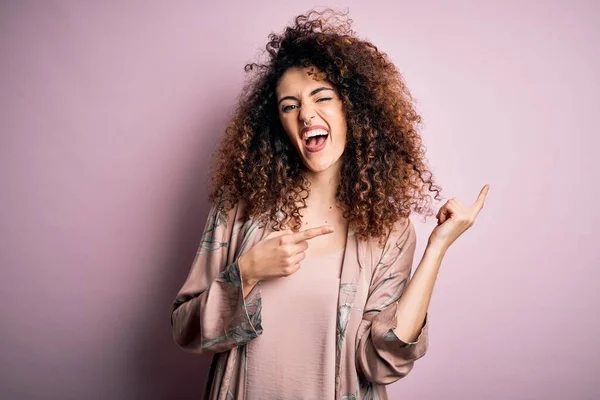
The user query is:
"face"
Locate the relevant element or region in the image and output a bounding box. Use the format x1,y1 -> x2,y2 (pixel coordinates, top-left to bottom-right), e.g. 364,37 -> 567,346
276,66 -> 347,173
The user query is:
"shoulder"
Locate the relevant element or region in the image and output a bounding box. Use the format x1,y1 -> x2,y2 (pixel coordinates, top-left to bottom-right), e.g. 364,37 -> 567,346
378,217 -> 416,266
389,217 -> 416,245
209,192 -> 252,225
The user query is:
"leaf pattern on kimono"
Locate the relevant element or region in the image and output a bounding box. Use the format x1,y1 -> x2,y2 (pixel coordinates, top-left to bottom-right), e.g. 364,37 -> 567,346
364,385 -> 377,400
340,283 -> 357,296
218,262 -> 242,288
204,208 -> 221,235
197,196 -> 229,254
379,238 -> 404,271
377,278 -> 406,309
337,303 -> 353,352
200,270 -> 263,351
383,329 -> 403,343
245,291 -> 263,335
358,375 -> 377,400
230,323 -> 259,345
239,220 -> 260,250
197,206 -> 229,254
200,333 -> 229,350
200,322 -> 259,350
197,237 -> 229,254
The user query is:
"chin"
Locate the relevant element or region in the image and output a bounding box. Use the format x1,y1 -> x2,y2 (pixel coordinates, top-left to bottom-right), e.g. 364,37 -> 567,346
304,163 -> 332,172
302,154 -> 343,173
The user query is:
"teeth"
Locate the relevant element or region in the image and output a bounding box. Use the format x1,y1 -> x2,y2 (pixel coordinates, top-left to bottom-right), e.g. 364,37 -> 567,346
302,129 -> 329,141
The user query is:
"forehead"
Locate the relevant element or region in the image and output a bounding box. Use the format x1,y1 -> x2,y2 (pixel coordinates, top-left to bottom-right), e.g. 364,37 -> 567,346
276,66 -> 329,95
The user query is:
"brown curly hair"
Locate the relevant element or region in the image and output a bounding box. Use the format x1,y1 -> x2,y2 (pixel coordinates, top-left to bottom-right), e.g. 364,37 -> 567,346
209,8 -> 443,246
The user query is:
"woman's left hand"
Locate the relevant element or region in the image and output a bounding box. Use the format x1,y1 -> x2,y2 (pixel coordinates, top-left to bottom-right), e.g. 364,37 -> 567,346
428,184 -> 490,251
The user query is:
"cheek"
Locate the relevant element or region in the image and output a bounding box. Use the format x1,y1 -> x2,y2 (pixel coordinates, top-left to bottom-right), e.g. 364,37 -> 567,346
278,117 -> 296,141
325,105 -> 346,129
331,113 -> 347,142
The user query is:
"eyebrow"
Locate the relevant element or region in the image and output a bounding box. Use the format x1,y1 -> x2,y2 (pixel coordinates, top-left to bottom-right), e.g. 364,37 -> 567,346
277,87 -> 335,106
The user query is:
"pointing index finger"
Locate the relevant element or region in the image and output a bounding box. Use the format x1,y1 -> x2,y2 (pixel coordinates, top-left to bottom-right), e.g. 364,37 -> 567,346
290,225 -> 335,242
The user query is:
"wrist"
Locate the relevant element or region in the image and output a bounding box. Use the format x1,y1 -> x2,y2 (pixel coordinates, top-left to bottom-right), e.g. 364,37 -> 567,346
425,240 -> 448,257
238,253 -> 259,286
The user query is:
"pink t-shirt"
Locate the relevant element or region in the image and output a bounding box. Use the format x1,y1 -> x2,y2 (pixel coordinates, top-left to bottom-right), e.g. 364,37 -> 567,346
245,248 -> 345,400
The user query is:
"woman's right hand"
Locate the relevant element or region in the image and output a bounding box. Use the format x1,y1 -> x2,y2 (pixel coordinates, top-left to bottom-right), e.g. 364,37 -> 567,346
238,225 -> 334,292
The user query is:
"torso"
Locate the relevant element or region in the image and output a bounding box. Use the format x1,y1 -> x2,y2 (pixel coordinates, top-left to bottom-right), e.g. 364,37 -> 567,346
245,249 -> 343,399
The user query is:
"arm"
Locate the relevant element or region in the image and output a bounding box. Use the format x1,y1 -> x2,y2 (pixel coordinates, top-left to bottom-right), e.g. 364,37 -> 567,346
355,219 -> 430,385
170,200 -> 263,354
356,184 -> 488,384
392,241 -> 444,343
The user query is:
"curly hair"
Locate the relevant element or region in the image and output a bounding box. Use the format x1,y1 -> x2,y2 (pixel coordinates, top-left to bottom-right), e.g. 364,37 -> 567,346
209,8 -> 443,246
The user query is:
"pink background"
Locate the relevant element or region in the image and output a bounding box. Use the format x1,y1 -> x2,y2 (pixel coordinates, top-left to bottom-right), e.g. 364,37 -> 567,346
1,1 -> 598,399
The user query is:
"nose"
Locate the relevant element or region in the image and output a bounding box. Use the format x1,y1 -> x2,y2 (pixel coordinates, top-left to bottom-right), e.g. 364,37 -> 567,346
298,104 -> 316,127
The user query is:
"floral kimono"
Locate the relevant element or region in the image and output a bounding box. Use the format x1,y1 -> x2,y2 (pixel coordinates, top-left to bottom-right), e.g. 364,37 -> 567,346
171,197 -> 429,400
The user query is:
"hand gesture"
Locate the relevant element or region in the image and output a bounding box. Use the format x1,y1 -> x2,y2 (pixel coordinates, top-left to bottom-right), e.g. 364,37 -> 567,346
428,184 -> 490,250
239,225 -> 334,285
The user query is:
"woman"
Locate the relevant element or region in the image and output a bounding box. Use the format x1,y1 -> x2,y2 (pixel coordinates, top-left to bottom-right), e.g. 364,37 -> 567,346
171,8 -> 489,400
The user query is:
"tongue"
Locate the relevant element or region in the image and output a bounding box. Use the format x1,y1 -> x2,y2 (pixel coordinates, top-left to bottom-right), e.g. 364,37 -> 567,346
306,135 -> 327,151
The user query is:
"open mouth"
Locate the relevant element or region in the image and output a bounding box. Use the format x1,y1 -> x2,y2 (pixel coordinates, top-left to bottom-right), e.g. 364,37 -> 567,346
302,128 -> 329,143
302,129 -> 329,153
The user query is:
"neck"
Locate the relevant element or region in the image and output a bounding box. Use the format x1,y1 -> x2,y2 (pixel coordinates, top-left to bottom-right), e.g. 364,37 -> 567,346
304,158 -> 342,207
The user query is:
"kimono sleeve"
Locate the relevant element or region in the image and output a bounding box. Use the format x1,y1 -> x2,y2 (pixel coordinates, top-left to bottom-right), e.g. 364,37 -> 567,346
170,200 -> 263,354
355,218 -> 429,384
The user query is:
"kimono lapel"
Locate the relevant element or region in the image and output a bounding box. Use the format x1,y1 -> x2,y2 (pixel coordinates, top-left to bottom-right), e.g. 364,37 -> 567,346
334,226 -> 369,397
